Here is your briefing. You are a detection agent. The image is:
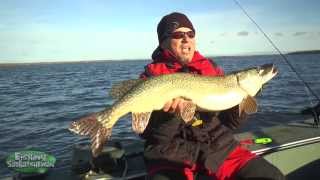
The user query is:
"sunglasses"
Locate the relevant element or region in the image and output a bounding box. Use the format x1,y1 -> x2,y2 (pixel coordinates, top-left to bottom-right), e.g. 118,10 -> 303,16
170,31 -> 195,39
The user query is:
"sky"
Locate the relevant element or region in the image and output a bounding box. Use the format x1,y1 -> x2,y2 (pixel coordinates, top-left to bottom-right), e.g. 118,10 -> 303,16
0,0 -> 319,63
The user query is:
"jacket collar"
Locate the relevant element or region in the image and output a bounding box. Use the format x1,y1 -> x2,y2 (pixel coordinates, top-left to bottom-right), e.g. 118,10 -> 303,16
151,46 -> 205,65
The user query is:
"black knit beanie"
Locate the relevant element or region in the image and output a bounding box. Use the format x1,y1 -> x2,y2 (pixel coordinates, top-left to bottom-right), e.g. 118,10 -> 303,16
157,12 -> 195,44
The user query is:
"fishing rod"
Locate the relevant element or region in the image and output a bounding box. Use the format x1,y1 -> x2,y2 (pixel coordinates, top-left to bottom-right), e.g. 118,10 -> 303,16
233,0 -> 320,104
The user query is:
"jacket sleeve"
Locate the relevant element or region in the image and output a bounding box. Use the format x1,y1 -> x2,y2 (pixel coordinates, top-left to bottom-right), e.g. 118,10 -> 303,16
218,105 -> 248,130
141,110 -> 181,141
142,111 -> 201,165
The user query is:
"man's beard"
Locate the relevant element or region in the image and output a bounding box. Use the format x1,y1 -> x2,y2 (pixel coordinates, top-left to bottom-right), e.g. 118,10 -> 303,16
178,55 -> 191,65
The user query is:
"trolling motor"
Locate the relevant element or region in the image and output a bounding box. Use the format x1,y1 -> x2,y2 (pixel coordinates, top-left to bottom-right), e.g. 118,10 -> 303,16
301,102 -> 320,128
71,141 -> 128,178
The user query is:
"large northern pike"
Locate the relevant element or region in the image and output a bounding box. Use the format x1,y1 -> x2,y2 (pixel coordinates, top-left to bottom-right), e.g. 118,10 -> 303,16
69,63 -> 278,157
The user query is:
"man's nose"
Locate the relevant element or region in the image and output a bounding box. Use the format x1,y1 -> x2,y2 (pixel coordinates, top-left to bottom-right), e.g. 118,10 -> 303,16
181,34 -> 189,42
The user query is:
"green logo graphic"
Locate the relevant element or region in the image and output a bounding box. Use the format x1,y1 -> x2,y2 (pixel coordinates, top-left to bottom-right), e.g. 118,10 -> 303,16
254,137 -> 273,145
6,150 -> 56,174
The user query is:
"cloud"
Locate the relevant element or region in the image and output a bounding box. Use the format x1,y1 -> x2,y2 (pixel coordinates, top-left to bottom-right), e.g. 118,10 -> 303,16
220,32 -> 228,37
190,10 -> 256,37
274,32 -> 283,37
0,30 -> 156,62
293,32 -> 308,36
237,31 -> 249,36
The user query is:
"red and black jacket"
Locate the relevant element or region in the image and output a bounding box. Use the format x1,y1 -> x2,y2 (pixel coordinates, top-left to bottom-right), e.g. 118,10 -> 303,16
139,49 -> 249,172
140,49 -> 224,78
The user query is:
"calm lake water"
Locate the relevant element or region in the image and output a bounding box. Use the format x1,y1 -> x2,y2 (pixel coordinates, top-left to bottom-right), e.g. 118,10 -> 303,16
0,53 -> 319,177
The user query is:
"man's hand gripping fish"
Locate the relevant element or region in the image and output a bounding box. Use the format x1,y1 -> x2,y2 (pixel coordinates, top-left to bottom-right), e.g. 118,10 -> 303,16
69,63 -> 278,157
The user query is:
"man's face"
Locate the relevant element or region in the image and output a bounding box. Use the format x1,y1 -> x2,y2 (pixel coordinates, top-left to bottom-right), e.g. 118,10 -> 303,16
161,27 -> 196,64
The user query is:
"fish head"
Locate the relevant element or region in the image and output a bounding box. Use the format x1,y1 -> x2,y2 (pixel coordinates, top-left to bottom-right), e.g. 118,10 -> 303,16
258,63 -> 278,84
236,63 -> 278,96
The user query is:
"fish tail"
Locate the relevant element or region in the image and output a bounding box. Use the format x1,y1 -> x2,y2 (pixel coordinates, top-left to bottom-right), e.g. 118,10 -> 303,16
69,112 -> 112,157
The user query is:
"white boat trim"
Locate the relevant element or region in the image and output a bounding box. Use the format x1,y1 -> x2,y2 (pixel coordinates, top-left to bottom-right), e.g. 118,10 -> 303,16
253,136 -> 320,155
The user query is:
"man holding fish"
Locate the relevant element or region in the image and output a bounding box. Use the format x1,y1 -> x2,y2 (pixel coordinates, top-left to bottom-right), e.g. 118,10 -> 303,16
138,12 -> 285,180
69,12 -> 285,180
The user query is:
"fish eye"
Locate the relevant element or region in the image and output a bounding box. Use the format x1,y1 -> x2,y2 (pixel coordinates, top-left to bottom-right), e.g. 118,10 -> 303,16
256,67 -> 261,72
256,66 -> 264,74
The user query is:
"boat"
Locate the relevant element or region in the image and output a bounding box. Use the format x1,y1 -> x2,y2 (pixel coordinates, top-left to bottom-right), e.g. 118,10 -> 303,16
68,112 -> 320,180
8,111 -> 318,180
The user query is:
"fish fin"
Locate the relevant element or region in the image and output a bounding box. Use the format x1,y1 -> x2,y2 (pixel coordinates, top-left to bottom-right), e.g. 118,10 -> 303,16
177,101 -> 196,123
69,113 -> 112,157
131,112 -> 152,134
109,79 -> 144,99
239,96 -> 258,115
91,126 -> 112,157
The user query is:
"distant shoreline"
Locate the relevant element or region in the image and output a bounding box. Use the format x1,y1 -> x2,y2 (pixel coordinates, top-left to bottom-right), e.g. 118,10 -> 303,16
0,59 -> 146,67
1,50 -> 320,66
287,50 -> 320,55
0,54 -> 277,66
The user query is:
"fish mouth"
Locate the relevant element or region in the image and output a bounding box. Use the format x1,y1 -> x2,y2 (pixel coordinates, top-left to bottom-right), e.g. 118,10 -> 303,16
259,63 -> 278,76
259,63 -> 278,83
272,66 -> 278,75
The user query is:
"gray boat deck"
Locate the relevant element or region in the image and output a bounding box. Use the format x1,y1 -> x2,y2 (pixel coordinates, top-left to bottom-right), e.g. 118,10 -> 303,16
235,112 -> 320,151
6,112 -> 320,179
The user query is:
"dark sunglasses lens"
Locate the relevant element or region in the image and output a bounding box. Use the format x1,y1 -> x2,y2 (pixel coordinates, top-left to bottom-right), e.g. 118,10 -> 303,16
171,32 -> 185,39
186,31 -> 195,38
171,31 -> 195,39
